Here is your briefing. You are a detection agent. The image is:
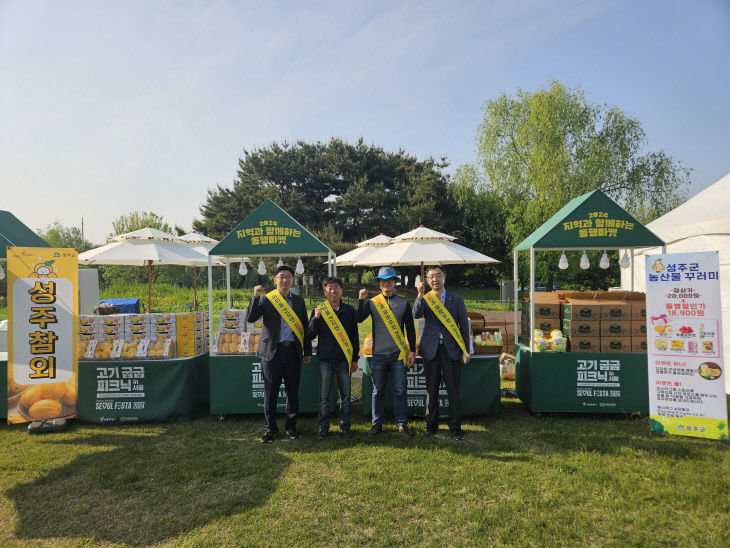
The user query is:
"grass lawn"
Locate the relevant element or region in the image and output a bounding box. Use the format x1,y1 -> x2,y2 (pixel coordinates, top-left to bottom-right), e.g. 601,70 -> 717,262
0,382 -> 728,546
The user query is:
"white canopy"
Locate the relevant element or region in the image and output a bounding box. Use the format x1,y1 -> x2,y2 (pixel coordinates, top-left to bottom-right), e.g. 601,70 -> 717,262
621,172 -> 730,393
334,233 -> 392,267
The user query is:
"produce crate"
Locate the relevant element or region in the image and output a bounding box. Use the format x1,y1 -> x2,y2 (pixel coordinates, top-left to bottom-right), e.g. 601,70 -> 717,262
473,328 -> 504,355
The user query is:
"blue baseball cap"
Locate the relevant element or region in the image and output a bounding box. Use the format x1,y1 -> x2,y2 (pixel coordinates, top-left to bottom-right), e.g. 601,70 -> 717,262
375,266 -> 400,281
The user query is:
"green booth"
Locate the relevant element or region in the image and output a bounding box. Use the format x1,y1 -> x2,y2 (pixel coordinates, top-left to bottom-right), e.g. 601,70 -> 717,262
207,199 -> 336,416
513,189 -> 665,414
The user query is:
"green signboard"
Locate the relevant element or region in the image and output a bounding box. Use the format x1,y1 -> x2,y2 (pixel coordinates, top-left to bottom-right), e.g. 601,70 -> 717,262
0,210 -> 50,260
77,354 -> 210,423
515,346 -> 649,413
515,189 -> 664,250
210,199 -> 331,257
361,356 -> 501,418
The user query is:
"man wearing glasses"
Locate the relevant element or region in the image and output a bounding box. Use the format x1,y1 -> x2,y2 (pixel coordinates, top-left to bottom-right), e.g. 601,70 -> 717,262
414,265 -> 470,440
248,265 -> 312,443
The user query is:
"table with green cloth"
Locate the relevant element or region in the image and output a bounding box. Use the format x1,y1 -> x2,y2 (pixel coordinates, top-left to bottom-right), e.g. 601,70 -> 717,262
78,353 -> 210,423
515,345 -> 649,414
209,354 -> 325,416
361,355 -> 501,419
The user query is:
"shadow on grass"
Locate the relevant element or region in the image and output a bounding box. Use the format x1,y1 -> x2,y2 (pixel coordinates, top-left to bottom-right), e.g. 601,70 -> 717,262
6,422 -> 292,546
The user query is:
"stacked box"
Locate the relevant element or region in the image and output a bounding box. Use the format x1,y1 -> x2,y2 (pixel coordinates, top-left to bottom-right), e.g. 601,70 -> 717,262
78,315 -> 104,341
220,309 -> 247,333
125,313 -> 151,341
521,292 -> 561,348
176,312 -> 205,357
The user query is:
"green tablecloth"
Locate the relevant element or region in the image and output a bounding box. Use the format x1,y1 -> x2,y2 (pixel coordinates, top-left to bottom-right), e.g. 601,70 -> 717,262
361,355 -> 501,418
209,354 -> 322,415
515,345 -> 648,414
78,353 -> 210,423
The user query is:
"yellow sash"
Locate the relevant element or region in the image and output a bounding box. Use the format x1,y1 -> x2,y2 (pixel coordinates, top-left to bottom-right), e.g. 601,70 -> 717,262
266,290 -> 304,348
372,293 -> 410,364
319,301 -> 354,364
423,290 -> 467,356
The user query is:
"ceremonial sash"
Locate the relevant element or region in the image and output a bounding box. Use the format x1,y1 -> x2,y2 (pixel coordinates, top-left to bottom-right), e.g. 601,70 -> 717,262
319,301 -> 354,364
266,290 -> 304,348
371,294 -> 410,364
423,290 -> 467,356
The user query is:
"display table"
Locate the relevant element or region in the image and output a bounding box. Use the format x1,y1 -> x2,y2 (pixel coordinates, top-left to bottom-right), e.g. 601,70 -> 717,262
361,355 -> 501,419
209,354 -> 323,415
515,345 -> 648,414
78,353 -> 210,423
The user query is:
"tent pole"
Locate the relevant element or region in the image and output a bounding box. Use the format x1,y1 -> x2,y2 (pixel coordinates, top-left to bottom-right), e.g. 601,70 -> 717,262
193,266 -> 198,310
147,260 -> 152,313
513,249 -> 518,351
530,247 -> 535,352
630,249 -> 635,292
208,254 -> 214,353
421,261 -> 424,281
328,251 -> 332,276
225,257 -> 231,309
333,255 -> 337,277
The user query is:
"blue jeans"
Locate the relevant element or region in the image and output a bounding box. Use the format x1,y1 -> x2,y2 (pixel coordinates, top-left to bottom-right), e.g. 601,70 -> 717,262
371,351 -> 408,426
318,360 -> 352,431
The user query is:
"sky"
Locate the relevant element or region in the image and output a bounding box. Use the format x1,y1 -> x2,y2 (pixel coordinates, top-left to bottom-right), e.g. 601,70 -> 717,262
1,0 -> 729,245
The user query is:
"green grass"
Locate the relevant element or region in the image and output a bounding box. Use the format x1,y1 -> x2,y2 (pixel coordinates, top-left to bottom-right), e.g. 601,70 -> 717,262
0,383 -> 728,546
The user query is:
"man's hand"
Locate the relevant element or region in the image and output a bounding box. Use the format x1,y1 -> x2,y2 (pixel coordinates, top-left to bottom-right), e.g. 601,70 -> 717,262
358,288 -> 368,300
463,354 -> 471,364
253,285 -> 264,298
415,281 -> 425,297
303,356 -> 312,364
407,351 -> 415,368
350,361 -> 358,373
314,307 -> 322,318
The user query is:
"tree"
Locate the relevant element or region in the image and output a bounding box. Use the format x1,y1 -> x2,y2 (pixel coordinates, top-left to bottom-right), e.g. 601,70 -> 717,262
37,221 -> 95,252
110,211 -> 183,237
471,80 -> 691,287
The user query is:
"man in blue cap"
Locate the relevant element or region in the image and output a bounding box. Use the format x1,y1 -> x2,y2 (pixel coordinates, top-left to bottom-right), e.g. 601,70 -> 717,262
357,266 -> 417,438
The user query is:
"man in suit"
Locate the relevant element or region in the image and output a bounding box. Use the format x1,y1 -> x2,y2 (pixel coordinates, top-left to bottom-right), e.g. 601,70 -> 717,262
247,265 -> 312,443
413,265 -> 470,440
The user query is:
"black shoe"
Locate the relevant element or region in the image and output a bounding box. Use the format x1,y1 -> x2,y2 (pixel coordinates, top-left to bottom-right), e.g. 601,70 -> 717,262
368,423 -> 382,436
261,431 -> 275,443
317,429 -> 328,441
398,425 -> 412,439
452,429 -> 466,441
425,427 -> 437,436
286,428 -> 302,440
341,428 -> 354,438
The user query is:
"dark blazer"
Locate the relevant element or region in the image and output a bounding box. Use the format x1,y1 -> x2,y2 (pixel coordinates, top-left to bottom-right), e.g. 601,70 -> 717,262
308,301 -> 360,364
246,291 -> 312,363
413,290 -> 469,361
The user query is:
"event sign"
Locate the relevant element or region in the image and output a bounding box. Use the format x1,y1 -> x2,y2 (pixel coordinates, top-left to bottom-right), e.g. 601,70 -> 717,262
645,252 -> 728,440
7,247 -> 78,423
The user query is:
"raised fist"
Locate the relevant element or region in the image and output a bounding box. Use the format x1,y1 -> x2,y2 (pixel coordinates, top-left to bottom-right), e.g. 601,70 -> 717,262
415,281 -> 425,296
314,307 -> 322,318
253,285 -> 264,297
358,288 -> 368,300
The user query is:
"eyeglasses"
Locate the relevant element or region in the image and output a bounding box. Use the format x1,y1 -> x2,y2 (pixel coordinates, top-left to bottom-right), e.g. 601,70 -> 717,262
427,274 -> 444,279
275,275 -> 293,280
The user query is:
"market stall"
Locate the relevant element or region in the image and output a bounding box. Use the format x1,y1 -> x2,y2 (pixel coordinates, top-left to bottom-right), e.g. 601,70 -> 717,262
206,199 -> 334,416
360,356 -> 501,418
513,189 -> 665,414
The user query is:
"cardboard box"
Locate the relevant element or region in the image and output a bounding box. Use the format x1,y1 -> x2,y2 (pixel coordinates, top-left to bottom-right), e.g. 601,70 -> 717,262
522,292 -> 562,319
600,301 -> 632,321
630,321 -> 647,337
568,336 -> 601,352
468,312 -> 484,331
563,299 -> 601,321
533,319 -> 562,333
562,319 -> 600,338
631,338 -> 648,353
599,320 -> 632,337
601,336 -> 632,353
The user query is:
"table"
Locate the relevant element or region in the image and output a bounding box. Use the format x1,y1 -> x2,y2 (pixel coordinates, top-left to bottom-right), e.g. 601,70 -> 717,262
515,345 -> 649,414
209,354 -> 325,415
361,355 -> 501,419
78,353 -> 210,423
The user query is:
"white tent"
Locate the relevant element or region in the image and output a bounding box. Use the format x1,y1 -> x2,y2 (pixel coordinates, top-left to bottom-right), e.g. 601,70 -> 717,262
333,233 -> 392,267
621,172 -> 730,393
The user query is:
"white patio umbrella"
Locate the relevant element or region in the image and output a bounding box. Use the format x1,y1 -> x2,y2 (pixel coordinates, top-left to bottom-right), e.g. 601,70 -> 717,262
79,227 -> 213,312
353,225 -> 499,279
332,233 -> 392,267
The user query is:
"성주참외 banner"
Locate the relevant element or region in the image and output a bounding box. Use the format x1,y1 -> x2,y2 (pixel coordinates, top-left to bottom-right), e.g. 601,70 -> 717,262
7,247 -> 78,424
646,251 -> 728,440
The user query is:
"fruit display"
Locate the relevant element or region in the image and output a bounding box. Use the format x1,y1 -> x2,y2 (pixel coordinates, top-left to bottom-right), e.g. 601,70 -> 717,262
215,331 -> 260,354
120,341 -> 142,360
94,341 -> 114,360
147,340 -> 174,359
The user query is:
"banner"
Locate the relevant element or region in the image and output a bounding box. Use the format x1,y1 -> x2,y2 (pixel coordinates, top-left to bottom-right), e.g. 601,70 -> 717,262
646,251 -> 728,440
7,247 -> 78,423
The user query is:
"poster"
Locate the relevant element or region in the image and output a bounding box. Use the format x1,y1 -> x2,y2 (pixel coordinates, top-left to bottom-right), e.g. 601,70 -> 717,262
646,252 -> 728,440
7,247 -> 78,423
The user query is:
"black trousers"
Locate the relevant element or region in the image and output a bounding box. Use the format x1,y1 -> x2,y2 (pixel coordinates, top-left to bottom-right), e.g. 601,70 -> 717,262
261,344 -> 301,433
423,343 -> 462,430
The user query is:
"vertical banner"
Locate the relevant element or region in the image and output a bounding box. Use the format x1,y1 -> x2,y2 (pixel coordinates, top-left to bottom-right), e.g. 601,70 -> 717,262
7,247 -> 78,424
646,251 -> 728,440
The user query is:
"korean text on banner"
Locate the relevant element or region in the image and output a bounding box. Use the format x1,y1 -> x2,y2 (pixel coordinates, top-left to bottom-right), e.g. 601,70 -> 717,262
7,247 -> 78,424
645,252 -> 728,440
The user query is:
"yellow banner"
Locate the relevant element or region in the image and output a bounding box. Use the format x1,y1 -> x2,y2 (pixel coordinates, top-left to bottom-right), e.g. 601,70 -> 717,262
371,294 -> 409,364
7,247 -> 78,424
266,289 -> 304,348
423,291 -> 467,356
320,301 -> 354,364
